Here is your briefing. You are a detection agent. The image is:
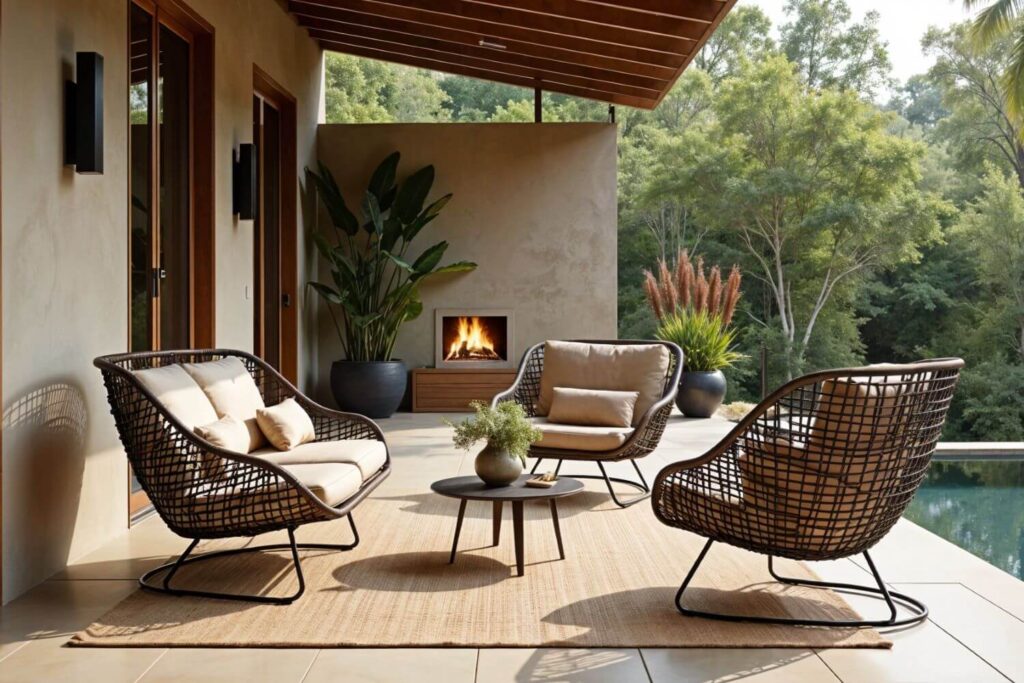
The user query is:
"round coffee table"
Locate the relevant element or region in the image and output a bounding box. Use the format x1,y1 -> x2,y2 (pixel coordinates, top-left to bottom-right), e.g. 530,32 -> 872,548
431,474 -> 584,577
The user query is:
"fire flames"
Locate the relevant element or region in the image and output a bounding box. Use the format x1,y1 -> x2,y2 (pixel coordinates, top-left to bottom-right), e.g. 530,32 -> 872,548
446,316 -> 501,361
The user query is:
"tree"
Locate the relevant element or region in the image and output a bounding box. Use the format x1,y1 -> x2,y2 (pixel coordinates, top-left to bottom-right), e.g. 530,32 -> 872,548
780,0 -> 892,98
887,75 -> 951,129
962,0 -> 1024,121
957,168 -> 1024,360
694,5 -> 775,82
644,56 -> 942,377
323,52 -> 450,123
925,25 -> 1024,193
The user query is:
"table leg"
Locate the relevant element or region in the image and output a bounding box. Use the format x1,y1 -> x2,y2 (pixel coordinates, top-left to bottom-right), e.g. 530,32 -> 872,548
492,501 -> 503,546
512,501 -> 525,577
550,499 -> 565,560
449,499 -> 467,564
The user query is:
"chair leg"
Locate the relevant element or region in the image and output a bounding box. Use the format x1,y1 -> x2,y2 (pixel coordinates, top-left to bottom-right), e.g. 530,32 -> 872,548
140,514 -> 359,605
674,539 -> 928,628
552,459 -> 650,508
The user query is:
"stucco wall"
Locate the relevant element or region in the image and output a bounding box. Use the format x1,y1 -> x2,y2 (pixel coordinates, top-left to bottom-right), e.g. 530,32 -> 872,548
0,0 -> 322,601
315,123 -> 618,401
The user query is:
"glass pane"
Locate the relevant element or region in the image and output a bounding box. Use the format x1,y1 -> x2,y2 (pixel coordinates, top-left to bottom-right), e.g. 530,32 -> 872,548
158,25 -> 191,350
129,4 -> 153,352
262,101 -> 282,370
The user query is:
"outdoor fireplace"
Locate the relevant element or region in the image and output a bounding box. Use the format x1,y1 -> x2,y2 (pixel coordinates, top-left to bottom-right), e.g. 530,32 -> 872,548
435,309 -> 514,369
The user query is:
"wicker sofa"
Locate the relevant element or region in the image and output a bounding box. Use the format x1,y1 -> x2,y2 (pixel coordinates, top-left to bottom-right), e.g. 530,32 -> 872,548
653,358 -> 964,627
95,349 -> 390,604
493,339 -> 683,507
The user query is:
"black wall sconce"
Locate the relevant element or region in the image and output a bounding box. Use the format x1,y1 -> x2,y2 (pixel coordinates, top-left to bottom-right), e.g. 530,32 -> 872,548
64,51 -> 104,174
233,143 -> 257,220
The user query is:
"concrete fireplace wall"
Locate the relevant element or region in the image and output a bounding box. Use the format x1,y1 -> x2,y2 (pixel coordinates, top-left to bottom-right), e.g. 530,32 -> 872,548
315,123 -> 618,400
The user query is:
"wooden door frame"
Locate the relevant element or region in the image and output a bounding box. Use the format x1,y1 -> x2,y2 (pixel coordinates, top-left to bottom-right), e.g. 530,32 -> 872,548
126,0 -> 215,522
253,65 -> 298,384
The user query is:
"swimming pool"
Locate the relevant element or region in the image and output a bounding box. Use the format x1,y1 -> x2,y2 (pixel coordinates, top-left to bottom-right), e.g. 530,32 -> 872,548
904,458 -> 1024,579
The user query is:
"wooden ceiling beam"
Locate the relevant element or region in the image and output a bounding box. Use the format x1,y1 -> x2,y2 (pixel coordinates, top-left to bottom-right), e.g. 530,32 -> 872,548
470,0 -> 719,33
300,19 -> 671,93
652,0 -> 737,107
314,37 -> 659,109
299,0 -> 695,54
312,31 -> 662,101
289,1 -> 679,79
575,0 -> 725,21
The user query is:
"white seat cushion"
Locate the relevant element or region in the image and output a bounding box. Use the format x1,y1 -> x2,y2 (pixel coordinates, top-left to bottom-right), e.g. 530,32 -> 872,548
253,440 -> 387,481
133,364 -> 219,431
280,463 -> 362,507
183,357 -> 267,452
529,417 -> 633,452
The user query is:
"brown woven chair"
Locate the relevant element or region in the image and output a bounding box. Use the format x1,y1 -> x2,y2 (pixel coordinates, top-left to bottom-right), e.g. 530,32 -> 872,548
653,358 -> 963,628
95,349 -> 390,604
493,340 -> 683,508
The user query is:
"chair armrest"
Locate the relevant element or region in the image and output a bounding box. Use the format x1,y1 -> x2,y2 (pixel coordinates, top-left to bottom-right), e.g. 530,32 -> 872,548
292,394 -> 386,444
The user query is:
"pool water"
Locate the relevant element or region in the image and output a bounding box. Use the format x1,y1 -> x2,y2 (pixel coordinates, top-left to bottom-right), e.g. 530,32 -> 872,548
904,459 -> 1024,579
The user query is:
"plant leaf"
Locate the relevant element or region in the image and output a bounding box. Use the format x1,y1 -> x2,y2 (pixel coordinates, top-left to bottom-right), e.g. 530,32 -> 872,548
310,163 -> 359,235
412,241 -> 449,274
385,251 -> 415,272
363,192 -> 383,235
394,165 -> 435,223
367,151 -> 399,203
428,260 -> 478,276
307,281 -> 345,305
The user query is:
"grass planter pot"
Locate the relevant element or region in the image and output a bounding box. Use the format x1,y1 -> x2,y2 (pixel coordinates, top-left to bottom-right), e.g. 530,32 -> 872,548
675,370 -> 727,418
330,360 -> 407,419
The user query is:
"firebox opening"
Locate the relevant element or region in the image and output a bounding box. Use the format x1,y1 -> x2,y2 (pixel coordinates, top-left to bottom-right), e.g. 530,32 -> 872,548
442,316 -> 509,362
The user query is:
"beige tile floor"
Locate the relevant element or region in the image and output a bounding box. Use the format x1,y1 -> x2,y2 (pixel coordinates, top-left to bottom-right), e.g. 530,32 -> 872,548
1,412 -> 1022,682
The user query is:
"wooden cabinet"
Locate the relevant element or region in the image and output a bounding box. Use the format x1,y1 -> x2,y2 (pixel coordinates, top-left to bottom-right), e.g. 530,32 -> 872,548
411,368 -> 517,412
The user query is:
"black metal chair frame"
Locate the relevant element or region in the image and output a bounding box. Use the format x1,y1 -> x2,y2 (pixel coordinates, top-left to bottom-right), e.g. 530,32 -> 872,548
96,349 -> 391,605
494,339 -> 682,508
652,358 -> 964,628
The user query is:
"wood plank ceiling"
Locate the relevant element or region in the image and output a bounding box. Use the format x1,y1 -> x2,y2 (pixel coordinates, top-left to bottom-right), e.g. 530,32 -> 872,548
287,0 -> 737,110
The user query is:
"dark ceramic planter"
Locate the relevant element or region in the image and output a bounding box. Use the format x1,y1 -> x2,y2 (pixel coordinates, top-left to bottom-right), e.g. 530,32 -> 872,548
675,369 -> 727,418
330,360 -> 407,419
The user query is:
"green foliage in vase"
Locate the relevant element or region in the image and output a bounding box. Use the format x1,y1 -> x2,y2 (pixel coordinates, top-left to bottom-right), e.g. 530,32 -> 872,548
446,402 -> 542,465
307,152 -> 477,361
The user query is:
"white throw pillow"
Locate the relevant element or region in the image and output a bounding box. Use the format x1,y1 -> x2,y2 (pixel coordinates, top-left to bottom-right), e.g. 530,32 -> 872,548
194,415 -> 252,454
133,364 -> 218,430
183,357 -> 267,452
256,398 -> 316,451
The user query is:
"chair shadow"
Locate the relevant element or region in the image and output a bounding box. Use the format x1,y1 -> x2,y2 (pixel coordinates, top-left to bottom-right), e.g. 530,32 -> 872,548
332,551 -> 511,592
542,584 -> 861,645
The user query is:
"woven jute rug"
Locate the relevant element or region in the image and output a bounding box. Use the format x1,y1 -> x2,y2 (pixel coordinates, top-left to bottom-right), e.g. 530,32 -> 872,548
71,486 -> 888,648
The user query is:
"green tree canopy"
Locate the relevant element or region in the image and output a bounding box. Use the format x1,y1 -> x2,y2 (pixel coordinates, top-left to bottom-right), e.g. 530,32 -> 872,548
644,55 -> 943,376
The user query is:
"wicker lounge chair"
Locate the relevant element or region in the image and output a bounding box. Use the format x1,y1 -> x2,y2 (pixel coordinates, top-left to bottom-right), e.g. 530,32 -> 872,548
652,358 -> 964,627
493,340 -> 683,508
95,349 -> 390,604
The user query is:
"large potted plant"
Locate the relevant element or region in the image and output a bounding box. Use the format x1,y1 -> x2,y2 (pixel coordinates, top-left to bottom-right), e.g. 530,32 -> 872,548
644,250 -> 744,418
308,152 -> 476,418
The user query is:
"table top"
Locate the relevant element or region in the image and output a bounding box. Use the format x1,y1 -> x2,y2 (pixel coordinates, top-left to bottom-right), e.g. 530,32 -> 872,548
431,474 -> 584,501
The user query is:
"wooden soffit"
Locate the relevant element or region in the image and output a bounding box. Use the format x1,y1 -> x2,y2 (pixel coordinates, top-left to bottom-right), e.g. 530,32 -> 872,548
288,0 -> 736,110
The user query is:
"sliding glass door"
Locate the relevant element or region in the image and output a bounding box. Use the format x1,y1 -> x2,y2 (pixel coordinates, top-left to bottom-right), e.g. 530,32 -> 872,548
129,0 -> 192,354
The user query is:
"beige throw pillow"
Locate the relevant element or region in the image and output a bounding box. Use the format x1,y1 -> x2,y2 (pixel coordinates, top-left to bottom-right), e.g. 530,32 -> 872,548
536,341 -> 670,426
256,398 -> 316,451
194,415 -> 252,454
183,357 -> 267,452
548,387 -> 639,428
132,364 -> 219,430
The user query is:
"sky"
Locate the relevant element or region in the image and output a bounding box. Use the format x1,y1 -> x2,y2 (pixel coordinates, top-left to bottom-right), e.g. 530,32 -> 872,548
742,0 -> 975,84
